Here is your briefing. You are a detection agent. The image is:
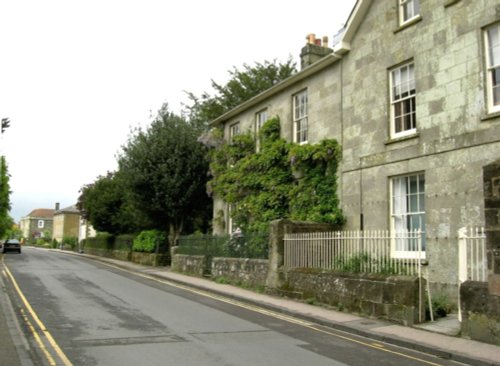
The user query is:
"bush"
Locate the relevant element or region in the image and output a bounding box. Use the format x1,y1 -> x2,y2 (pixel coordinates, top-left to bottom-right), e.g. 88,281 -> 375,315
63,236 -> 78,250
133,230 -> 166,253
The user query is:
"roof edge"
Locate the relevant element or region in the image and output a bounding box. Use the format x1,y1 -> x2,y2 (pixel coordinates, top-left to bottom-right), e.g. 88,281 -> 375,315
209,52 -> 342,127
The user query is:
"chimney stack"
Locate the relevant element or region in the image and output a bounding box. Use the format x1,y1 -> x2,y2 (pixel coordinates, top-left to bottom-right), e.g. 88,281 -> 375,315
300,34 -> 333,70
55,202 -> 60,211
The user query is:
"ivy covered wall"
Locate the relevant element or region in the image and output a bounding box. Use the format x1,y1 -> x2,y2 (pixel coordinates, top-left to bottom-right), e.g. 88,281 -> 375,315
209,117 -> 344,233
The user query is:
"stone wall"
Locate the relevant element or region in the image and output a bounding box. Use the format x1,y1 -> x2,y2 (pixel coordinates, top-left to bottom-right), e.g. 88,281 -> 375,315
211,258 -> 269,288
171,254 -> 207,277
460,281 -> 500,346
83,247 -> 131,262
130,252 -> 170,267
283,269 -> 424,326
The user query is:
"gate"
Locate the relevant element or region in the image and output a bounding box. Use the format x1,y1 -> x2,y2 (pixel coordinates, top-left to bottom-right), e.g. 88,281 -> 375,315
458,227 -> 487,321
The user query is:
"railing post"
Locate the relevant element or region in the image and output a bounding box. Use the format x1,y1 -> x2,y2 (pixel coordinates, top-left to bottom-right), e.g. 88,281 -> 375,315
457,226 -> 468,322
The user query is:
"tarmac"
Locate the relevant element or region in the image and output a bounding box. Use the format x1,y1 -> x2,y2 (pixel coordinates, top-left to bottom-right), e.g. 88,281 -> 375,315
1,250 -> 500,366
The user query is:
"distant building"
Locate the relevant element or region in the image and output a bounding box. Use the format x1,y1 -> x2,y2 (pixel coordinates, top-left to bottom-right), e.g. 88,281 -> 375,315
52,205 -> 80,243
19,208 -> 55,240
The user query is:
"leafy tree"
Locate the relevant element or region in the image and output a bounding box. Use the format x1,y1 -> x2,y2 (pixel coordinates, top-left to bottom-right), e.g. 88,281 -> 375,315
0,156 -> 13,238
185,58 -> 296,128
77,172 -> 146,235
118,106 -> 211,244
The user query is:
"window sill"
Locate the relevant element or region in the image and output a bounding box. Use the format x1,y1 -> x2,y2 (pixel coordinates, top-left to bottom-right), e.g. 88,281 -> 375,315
480,111 -> 500,122
385,132 -> 419,145
394,15 -> 422,34
444,0 -> 461,7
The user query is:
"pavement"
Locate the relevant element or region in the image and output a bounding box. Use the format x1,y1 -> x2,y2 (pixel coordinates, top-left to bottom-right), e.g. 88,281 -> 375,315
1,250 -> 500,366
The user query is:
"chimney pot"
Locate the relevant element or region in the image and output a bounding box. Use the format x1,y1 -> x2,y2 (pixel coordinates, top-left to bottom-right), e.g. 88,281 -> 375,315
322,36 -> 329,48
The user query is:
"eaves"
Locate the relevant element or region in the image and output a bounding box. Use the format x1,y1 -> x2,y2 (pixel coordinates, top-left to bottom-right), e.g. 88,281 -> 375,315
209,52 -> 342,127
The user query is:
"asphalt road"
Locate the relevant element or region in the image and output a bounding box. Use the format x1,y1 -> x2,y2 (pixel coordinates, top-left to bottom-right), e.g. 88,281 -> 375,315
2,247 -> 466,366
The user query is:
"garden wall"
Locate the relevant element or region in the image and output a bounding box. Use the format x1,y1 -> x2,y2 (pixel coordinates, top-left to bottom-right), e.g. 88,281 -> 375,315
282,269 -> 424,326
171,254 -> 207,277
211,258 -> 268,288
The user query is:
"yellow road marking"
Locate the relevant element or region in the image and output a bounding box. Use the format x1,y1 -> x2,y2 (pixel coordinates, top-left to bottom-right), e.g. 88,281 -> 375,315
2,256 -> 74,366
97,260 -> 445,366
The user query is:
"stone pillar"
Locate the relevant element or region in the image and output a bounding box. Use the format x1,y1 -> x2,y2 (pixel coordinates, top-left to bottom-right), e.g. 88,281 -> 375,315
484,160 -> 500,295
265,219 -> 337,290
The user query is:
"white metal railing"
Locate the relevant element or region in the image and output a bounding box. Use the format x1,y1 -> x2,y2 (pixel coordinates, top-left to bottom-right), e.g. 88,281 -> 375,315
457,227 -> 487,322
458,227 -> 487,283
283,230 -> 423,276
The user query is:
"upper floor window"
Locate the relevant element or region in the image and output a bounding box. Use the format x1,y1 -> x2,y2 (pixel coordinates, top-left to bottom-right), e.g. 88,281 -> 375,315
38,220 -> 44,229
485,23 -> 500,113
255,109 -> 268,151
390,62 -> 416,138
293,90 -> 308,144
399,0 -> 420,25
229,122 -> 240,143
390,173 -> 426,258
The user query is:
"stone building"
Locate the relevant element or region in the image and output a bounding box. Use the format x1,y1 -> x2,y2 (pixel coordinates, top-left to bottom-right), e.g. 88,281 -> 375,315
210,0 -> 500,301
52,204 -> 80,243
19,208 -> 55,240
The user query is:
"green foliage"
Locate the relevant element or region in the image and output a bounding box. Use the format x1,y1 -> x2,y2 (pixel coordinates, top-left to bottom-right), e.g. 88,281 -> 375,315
77,172 -> 146,235
83,233 -> 114,250
209,117 -> 344,233
118,106 -> 212,243
185,58 -> 296,128
427,294 -> 453,319
133,230 -> 166,253
177,233 -> 268,259
63,236 -> 78,250
0,157 -> 13,238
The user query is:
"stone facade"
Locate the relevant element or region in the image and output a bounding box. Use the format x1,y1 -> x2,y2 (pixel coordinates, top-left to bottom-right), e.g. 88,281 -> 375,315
52,205 -> 80,243
19,208 -> 54,240
210,0 -> 500,303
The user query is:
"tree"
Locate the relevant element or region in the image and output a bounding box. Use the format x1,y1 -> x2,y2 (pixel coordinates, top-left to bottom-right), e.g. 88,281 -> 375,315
118,106 -> 211,244
0,156 -> 12,238
184,58 -> 296,127
77,172 -> 147,235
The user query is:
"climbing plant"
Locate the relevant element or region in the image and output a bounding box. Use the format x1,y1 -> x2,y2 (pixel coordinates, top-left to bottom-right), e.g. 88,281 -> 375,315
208,117 -> 345,233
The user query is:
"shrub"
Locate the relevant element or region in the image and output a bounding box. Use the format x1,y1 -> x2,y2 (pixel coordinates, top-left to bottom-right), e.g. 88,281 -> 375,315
133,230 -> 166,253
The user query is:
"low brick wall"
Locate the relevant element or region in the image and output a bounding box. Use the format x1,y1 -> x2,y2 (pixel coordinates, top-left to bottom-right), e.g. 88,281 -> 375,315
171,254 -> 207,277
282,269 -> 424,326
212,258 -> 269,288
460,281 -> 500,345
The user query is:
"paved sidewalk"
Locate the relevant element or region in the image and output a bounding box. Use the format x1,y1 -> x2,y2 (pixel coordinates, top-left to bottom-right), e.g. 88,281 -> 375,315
70,252 -> 500,366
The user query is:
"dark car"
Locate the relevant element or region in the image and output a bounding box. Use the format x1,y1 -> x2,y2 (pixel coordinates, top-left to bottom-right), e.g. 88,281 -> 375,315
2,239 -> 21,253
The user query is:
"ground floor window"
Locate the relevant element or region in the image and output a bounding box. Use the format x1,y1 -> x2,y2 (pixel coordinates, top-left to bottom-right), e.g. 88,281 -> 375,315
390,173 -> 426,258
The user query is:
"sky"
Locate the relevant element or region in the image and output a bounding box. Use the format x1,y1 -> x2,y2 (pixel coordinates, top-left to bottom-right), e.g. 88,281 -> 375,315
0,0 -> 356,222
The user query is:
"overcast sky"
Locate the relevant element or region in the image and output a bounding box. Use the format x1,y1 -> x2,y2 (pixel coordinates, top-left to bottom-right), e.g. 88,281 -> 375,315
0,0 -> 356,222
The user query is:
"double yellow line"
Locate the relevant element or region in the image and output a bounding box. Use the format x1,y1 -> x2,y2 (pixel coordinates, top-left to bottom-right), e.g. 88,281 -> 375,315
1,256 -> 73,366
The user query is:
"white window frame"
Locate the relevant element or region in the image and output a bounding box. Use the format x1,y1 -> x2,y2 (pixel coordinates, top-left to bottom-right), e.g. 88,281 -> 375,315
390,62 -> 416,139
229,122 -> 240,143
390,173 -> 426,259
399,0 -> 420,26
38,220 -> 44,229
255,109 -> 268,152
485,23 -> 500,114
293,90 -> 308,144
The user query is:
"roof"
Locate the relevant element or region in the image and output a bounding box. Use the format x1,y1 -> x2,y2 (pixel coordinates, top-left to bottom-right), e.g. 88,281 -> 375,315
25,209 -> 55,219
209,52 -> 341,127
333,0 -> 371,55
54,204 -> 80,215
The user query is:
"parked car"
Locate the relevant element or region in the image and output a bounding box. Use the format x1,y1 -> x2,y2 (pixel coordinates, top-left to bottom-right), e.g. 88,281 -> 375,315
2,239 -> 21,253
